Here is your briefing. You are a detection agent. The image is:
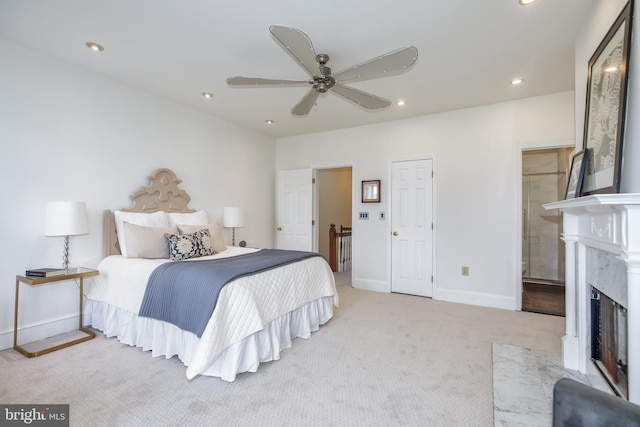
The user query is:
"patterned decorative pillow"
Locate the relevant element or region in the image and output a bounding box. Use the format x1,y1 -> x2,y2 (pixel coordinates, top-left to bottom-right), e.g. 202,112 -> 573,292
165,229 -> 213,260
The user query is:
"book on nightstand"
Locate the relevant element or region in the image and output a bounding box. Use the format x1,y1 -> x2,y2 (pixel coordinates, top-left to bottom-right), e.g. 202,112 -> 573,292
25,268 -> 66,278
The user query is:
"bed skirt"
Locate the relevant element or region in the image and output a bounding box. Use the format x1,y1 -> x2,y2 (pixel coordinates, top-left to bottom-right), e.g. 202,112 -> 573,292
84,296 -> 334,382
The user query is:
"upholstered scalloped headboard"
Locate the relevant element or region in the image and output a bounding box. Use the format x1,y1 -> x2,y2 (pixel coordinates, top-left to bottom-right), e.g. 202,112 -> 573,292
103,168 -> 195,257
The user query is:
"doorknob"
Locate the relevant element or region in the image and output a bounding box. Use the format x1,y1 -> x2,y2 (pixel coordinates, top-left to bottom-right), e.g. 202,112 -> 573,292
393,231 -> 398,236
277,227 -> 282,231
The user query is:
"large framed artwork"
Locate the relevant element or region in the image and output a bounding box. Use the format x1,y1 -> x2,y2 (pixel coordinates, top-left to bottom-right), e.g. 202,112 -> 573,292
580,1 -> 633,195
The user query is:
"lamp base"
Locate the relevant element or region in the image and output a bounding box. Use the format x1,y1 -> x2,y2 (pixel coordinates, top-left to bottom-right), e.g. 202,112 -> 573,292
62,235 -> 70,271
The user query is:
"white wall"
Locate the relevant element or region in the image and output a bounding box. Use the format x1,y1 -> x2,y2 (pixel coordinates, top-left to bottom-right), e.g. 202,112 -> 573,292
276,91 -> 575,309
575,0 -> 640,192
0,39 -> 276,350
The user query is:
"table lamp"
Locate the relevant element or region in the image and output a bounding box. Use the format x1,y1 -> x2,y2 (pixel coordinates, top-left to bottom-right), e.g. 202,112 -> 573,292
223,207 -> 244,246
44,201 -> 89,271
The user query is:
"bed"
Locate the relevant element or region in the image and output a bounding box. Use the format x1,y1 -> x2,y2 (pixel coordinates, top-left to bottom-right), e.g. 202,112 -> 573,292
85,168 -> 338,382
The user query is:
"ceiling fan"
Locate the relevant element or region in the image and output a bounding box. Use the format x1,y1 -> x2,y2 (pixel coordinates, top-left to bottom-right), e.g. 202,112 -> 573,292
227,25 -> 418,116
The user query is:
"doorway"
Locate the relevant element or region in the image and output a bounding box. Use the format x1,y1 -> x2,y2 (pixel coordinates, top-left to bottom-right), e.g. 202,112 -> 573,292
316,167 -> 352,270
521,147 -> 572,316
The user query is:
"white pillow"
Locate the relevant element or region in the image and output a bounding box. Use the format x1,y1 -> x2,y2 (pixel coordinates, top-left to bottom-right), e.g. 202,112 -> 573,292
167,210 -> 208,227
178,222 -> 227,253
123,222 -> 178,259
114,210 -> 169,257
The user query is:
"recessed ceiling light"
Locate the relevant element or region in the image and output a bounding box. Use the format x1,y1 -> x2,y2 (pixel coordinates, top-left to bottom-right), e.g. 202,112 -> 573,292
201,92 -> 214,99
511,78 -> 524,85
396,100 -> 406,106
85,42 -> 104,52
519,0 -> 537,5
265,120 -> 274,125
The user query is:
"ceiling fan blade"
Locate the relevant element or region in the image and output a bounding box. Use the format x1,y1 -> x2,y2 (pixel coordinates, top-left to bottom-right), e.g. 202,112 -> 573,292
269,25 -> 319,78
330,84 -> 391,110
227,76 -> 308,86
333,46 -> 418,82
291,89 -> 320,116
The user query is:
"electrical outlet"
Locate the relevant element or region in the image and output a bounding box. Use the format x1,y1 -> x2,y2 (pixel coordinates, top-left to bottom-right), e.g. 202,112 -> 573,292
462,266 -> 469,276
359,212 -> 369,220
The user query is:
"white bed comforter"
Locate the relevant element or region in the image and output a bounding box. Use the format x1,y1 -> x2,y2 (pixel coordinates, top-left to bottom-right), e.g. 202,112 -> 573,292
85,247 -> 339,380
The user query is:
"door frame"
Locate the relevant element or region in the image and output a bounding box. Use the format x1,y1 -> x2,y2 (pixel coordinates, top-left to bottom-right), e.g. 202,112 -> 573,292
312,163 -> 354,277
517,141 -> 575,311
312,164 -> 354,251
388,155 -> 437,295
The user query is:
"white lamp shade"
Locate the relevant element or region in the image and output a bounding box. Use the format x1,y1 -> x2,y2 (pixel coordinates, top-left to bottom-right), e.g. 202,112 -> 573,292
223,207 -> 245,228
44,202 -> 89,236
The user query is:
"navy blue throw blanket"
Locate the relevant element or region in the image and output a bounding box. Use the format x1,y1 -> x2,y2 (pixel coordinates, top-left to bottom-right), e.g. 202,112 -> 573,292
138,249 -> 322,337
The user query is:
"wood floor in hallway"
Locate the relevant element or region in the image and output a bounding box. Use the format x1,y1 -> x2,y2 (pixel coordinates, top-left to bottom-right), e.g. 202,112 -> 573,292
522,281 -> 565,317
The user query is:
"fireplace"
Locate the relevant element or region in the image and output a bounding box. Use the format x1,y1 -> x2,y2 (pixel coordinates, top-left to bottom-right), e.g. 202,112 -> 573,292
591,288 -> 628,398
544,194 -> 640,404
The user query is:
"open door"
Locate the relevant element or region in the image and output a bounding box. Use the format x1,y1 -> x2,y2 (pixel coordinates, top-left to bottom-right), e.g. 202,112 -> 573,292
276,169 -> 313,251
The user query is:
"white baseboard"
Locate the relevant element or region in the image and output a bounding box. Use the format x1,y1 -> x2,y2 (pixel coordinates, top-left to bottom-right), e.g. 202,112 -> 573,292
351,279 -> 516,311
0,314 -> 80,351
433,287 -> 516,311
352,278 -> 390,293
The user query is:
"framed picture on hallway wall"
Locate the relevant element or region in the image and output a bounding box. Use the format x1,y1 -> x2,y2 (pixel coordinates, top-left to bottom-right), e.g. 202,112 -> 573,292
580,1 -> 633,195
362,180 -> 380,203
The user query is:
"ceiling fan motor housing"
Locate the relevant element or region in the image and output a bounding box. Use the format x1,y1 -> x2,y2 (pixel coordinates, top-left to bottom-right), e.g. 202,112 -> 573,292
314,75 -> 335,92
314,53 -> 335,92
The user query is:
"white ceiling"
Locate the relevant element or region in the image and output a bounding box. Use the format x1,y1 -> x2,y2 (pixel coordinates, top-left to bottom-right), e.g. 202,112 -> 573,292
0,0 -> 597,138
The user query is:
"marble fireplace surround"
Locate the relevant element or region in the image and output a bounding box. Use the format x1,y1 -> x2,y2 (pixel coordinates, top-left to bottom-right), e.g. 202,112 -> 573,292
544,194 -> 640,404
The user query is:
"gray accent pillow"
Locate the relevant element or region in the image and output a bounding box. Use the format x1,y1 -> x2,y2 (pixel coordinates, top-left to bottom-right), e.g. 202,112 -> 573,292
123,222 -> 178,259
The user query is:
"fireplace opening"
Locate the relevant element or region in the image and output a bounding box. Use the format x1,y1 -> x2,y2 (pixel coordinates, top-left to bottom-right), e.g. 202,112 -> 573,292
591,288 -> 628,399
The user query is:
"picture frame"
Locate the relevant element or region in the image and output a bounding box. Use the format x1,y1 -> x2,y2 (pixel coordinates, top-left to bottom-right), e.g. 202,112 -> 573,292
362,180 -> 381,203
565,149 -> 588,200
580,1 -> 633,195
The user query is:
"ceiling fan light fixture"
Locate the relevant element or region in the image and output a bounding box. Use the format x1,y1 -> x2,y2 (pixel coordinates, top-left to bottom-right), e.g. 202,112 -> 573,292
226,25 -> 418,116
85,42 -> 104,52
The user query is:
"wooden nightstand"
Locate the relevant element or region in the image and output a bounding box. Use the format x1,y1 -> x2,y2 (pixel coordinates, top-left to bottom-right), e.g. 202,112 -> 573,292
14,268 -> 99,358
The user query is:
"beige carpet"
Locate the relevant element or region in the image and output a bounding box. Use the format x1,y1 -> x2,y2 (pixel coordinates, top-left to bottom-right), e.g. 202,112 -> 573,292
0,273 -> 564,426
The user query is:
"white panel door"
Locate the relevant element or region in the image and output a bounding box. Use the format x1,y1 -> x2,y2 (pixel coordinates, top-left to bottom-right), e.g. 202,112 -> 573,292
391,159 -> 434,297
276,169 -> 313,251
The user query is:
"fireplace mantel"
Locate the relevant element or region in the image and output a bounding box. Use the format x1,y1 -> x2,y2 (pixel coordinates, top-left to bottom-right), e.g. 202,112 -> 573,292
544,194 -> 640,403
